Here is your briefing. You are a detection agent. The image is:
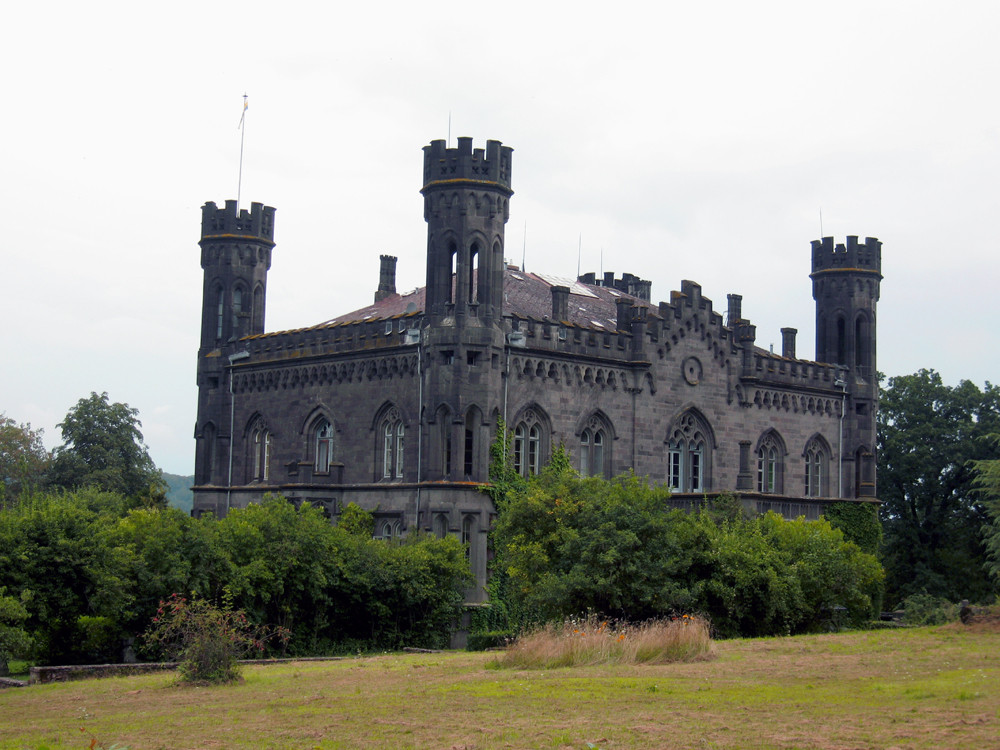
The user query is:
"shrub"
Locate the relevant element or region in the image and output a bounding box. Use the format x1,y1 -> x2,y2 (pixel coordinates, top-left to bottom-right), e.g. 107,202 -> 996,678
143,594 -> 288,683
900,592 -> 959,626
493,615 -> 713,669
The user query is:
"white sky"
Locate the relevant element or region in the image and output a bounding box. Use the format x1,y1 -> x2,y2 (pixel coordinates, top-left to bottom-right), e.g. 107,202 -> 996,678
3,1 -> 998,476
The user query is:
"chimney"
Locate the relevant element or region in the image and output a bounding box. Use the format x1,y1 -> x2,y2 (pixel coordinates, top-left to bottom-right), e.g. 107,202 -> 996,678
616,297 -> 633,333
727,294 -> 742,326
550,285 -> 570,322
781,327 -> 797,359
375,254 -> 397,302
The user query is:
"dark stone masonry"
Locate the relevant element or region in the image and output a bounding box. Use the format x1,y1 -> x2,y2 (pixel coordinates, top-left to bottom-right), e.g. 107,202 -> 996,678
192,137 -> 882,599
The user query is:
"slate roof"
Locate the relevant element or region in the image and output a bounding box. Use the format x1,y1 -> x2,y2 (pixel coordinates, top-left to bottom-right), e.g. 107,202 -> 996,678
324,267 -> 655,331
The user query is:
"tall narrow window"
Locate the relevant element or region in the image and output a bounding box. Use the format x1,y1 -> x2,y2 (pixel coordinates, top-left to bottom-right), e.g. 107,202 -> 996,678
512,408 -> 548,477
579,419 -> 610,478
469,243 -> 479,304
251,426 -> 270,482
803,436 -> 831,498
462,515 -> 474,560
666,411 -> 712,492
315,419 -> 333,474
232,286 -> 243,338
756,432 -> 785,494
379,408 -> 405,480
215,285 -> 224,340
836,316 -> 846,365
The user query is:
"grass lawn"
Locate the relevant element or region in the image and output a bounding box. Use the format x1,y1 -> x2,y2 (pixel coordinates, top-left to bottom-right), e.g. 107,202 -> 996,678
0,623 -> 996,749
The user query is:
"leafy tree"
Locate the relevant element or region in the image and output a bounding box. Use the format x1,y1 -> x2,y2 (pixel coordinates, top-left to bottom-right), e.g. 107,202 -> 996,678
877,370 -> 1000,605
49,392 -> 165,505
0,414 -> 50,504
973,434 -> 1000,584
0,588 -> 32,675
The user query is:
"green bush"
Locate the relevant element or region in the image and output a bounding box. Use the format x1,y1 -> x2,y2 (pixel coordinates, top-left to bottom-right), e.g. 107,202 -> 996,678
466,630 -> 516,651
900,592 -> 959,626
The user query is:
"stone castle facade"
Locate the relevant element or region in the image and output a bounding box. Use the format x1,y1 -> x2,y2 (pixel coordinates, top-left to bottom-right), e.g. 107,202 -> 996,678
192,137 -> 882,598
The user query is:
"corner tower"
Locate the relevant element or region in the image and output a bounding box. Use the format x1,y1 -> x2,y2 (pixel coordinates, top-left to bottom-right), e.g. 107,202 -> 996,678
421,138 -> 513,325
811,235 -> 883,497
198,200 -> 276,351
194,200 -> 275,493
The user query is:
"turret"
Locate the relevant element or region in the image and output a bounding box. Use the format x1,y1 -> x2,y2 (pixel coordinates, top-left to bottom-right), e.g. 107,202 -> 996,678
810,235 -> 883,498
421,138 -> 513,325
198,200 -> 276,350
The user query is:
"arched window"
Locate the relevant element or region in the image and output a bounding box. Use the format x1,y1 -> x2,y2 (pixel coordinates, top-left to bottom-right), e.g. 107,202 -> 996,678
469,243 -> 479,304
232,285 -> 244,338
462,515 -> 475,560
803,436 -> 830,498
250,423 -> 271,482
433,513 -> 449,539
215,284 -> 225,340
579,413 -> 612,478
314,419 -> 333,474
836,316 -> 846,365
379,406 -> 405,480
512,407 -> 548,477
463,407 -> 481,480
377,519 -> 402,542
756,431 -> 785,494
666,410 -> 713,492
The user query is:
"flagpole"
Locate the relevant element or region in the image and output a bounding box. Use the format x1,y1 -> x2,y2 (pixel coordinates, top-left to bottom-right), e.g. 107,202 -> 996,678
237,93 -> 248,210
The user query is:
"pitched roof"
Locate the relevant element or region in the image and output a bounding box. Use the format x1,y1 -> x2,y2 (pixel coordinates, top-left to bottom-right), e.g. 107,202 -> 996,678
325,267 -> 654,331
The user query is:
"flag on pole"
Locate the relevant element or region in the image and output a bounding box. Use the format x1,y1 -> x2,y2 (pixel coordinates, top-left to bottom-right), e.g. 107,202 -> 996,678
238,94 -> 248,130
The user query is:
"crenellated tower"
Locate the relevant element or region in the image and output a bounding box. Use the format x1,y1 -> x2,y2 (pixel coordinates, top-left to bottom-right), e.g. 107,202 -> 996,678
198,200 -> 276,351
419,138 -> 512,484
194,200 -> 276,492
811,235 -> 883,497
421,138 -> 512,325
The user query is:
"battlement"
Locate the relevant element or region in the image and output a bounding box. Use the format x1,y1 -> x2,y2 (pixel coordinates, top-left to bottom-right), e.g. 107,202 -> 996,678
422,138 -> 513,193
810,235 -> 881,275
577,271 -> 653,302
201,200 -> 276,244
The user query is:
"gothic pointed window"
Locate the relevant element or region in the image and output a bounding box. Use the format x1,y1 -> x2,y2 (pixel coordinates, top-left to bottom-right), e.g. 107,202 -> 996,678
250,422 -> 271,482
666,410 -> 712,492
803,437 -> 829,498
315,419 -> 333,474
756,431 -> 785,494
215,284 -> 225,341
579,414 -> 612,478
379,406 -> 405,480
512,408 -> 548,477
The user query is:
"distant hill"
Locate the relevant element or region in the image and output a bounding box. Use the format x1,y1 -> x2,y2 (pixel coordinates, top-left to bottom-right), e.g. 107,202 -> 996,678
163,473 -> 194,513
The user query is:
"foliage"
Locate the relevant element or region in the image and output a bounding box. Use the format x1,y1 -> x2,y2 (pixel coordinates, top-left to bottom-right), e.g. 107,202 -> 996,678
493,614 -> 713,669
0,588 -> 32,675
823,501 -> 883,556
49,392 -> 165,505
898,592 -> 959,626
337,501 -> 375,537
143,593 -> 288,683
482,416 -> 525,511
491,459 -> 883,638
877,370 -> 1000,605
972,434 -> 1000,583
0,414 -> 50,504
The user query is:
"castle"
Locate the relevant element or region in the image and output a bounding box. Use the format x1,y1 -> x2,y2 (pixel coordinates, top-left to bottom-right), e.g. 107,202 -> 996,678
192,137 -> 882,598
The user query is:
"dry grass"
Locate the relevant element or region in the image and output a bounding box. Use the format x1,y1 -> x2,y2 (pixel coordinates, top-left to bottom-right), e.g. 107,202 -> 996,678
494,615 -> 714,669
0,624 -> 997,749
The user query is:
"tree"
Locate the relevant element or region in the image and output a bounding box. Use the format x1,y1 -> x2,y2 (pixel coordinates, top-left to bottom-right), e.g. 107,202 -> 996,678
878,370 -> 1000,605
49,392 -> 164,505
0,414 -> 50,504
973,434 -> 1000,584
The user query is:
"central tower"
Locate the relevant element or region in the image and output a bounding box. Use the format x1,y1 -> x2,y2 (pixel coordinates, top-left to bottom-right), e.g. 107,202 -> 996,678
421,138 -> 513,325
419,138 -> 513,484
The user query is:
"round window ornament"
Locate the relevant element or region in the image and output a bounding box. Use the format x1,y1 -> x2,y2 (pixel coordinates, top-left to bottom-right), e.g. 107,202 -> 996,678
682,356 -> 703,385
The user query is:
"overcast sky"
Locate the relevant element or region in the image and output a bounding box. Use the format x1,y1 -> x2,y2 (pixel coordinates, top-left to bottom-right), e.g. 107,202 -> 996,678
3,1 -> 998,476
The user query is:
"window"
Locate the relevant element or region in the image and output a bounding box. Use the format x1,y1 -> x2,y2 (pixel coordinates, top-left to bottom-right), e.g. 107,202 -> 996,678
315,419 -> 333,474
380,407 -> 405,480
803,437 -> 829,497
579,414 -> 611,478
756,431 -> 785,494
215,285 -> 224,340
251,426 -> 271,482
462,515 -> 475,560
433,513 -> 449,539
377,519 -> 402,542
513,408 -> 547,477
666,411 -> 712,492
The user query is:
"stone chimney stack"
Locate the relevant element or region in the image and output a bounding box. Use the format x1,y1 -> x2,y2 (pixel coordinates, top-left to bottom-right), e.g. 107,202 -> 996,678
551,285 -> 570,322
781,327 -> 797,359
375,254 -> 397,302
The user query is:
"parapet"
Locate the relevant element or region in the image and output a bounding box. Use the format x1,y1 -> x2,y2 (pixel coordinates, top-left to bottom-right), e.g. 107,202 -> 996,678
810,235 -> 881,276
422,138 -> 513,194
201,200 -> 276,244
